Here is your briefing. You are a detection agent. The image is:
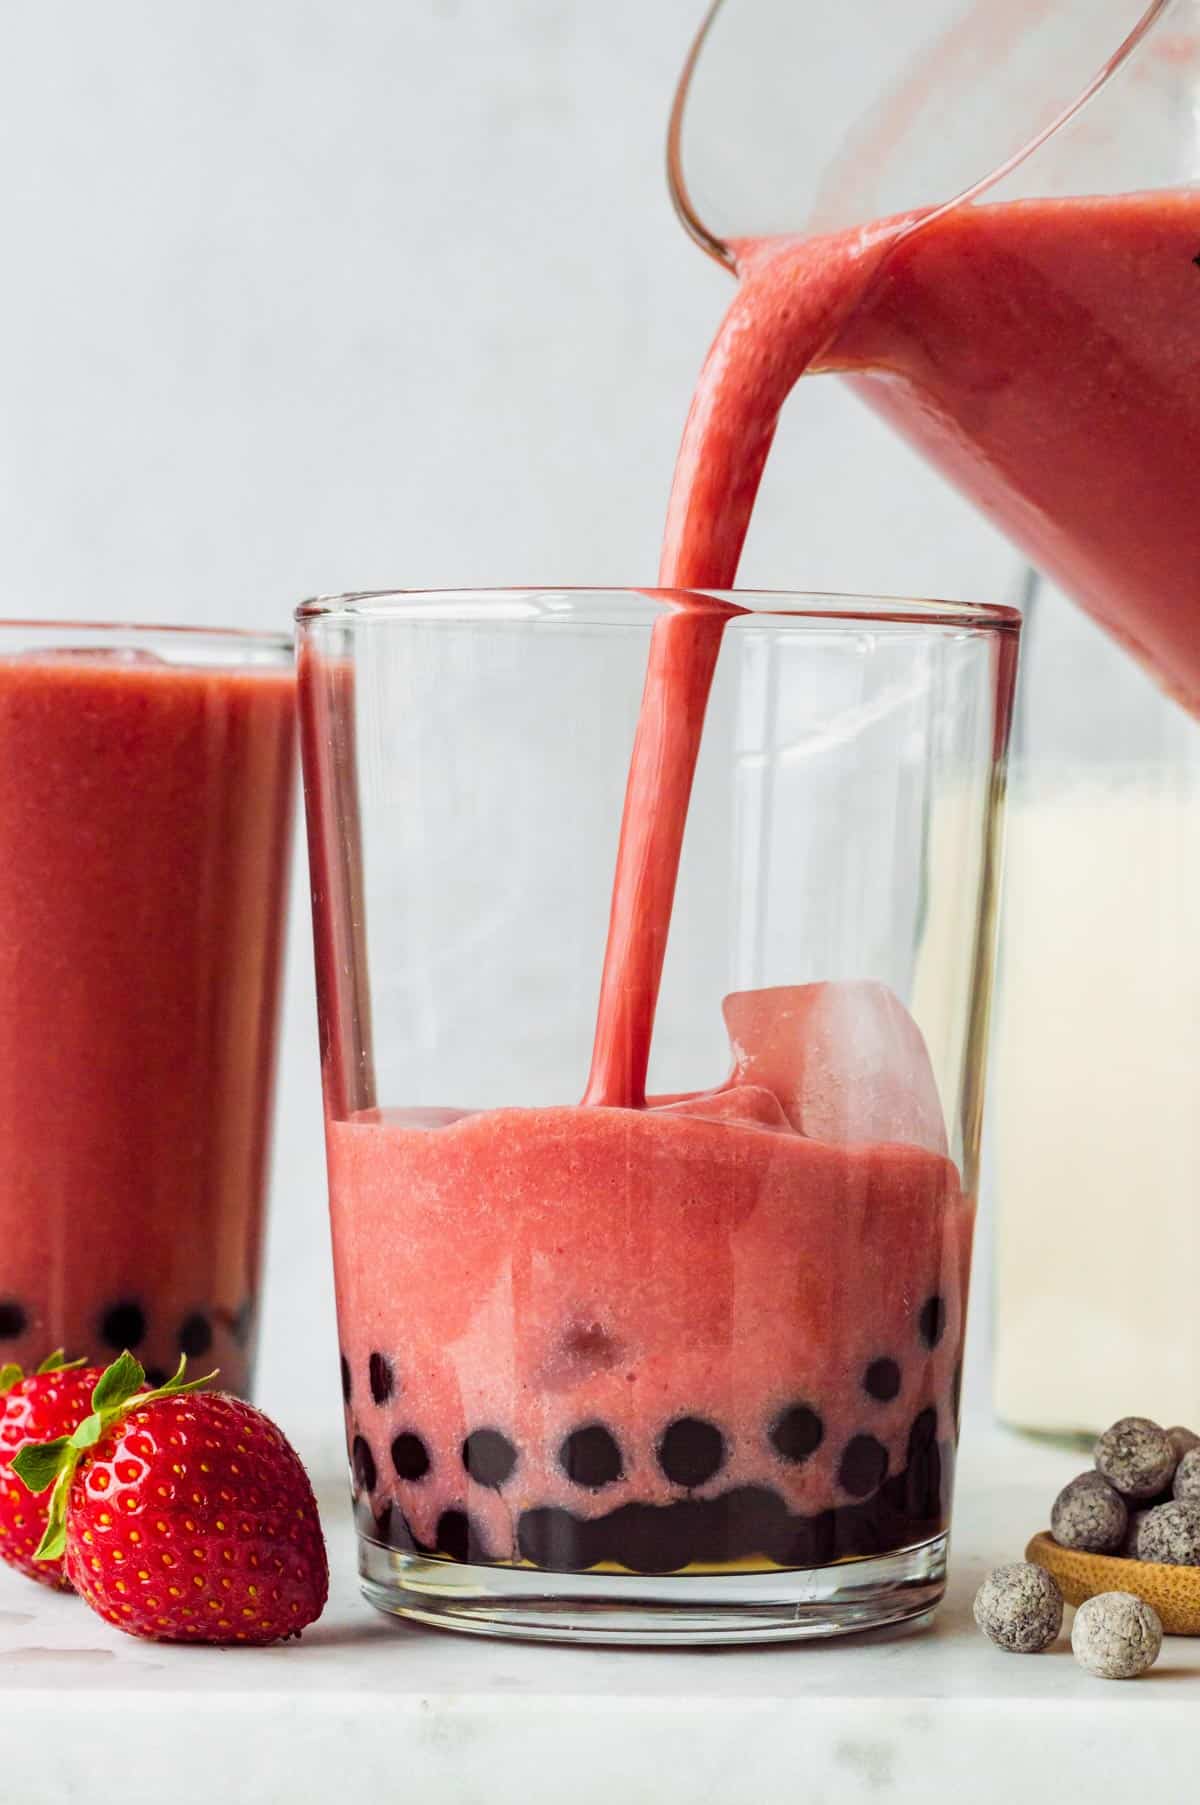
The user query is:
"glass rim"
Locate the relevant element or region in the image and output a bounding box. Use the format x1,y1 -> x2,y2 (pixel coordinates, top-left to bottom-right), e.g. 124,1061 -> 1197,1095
0,618 -> 293,656
295,586 -> 1021,635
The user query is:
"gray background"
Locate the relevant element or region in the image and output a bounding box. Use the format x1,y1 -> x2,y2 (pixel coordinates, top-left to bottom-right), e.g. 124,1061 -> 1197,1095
0,1 -> 1021,1425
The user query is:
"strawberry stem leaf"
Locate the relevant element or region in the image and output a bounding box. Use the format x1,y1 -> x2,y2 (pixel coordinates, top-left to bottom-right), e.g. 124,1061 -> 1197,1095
91,1351 -> 146,1414
70,1413 -> 103,1451
36,1350 -> 86,1376
11,1436 -> 73,1495
0,1363 -> 22,1396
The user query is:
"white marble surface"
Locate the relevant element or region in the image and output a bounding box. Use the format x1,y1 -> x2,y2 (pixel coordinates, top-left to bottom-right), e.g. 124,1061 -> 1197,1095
0,1418 -> 1195,1803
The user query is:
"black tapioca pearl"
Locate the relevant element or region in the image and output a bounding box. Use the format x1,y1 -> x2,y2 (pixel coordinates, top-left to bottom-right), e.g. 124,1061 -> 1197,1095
863,1358 -> 901,1403
723,1486 -> 790,1563
838,1434 -> 889,1498
775,1506 -> 837,1569
461,1427 -> 518,1489
518,1506 -> 596,1571
368,1352 -> 394,1405
351,1434 -> 377,1494
918,1294 -> 947,1350
769,1403 -> 824,1465
101,1300 -> 146,1351
178,1312 -> 213,1359
391,1431 -> 431,1482
907,1406 -> 938,1457
902,1405 -> 944,1520
143,1366 -> 169,1389
601,1501 -> 687,1574
559,1423 -> 623,1489
435,1508 -> 490,1564
340,1355 -> 351,1403
0,1299 -> 27,1340
658,1416 -> 726,1489
381,1506 -> 416,1553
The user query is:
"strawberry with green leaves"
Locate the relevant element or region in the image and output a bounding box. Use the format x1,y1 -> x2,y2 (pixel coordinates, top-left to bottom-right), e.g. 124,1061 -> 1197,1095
13,1352 -> 328,1643
0,1352 -> 113,1588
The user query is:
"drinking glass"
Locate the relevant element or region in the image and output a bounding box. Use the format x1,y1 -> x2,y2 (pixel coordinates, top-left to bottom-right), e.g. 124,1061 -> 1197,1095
0,623 -> 295,1397
299,588 -> 1018,1644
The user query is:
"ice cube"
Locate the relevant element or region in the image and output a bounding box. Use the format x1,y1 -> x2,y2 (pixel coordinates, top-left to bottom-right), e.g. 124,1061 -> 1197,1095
721,980 -> 948,1154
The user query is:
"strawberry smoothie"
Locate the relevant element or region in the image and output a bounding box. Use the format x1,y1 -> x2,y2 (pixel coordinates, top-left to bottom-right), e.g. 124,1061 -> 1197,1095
0,641 -> 295,1396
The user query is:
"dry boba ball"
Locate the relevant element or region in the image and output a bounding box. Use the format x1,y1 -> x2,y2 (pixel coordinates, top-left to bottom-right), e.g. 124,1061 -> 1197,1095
1093,1417 -> 1176,1500
973,1562 -> 1063,1653
1123,1507 -> 1153,1560
1071,1591 -> 1163,1680
1051,1473 -> 1127,1553
1172,1447 -> 1200,1503
1167,1426 -> 1200,1463
1135,1499 -> 1200,1566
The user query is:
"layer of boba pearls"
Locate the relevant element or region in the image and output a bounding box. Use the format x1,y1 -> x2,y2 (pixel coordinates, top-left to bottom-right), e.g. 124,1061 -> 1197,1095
338,1278 -> 963,1570
1071,1592 -> 1163,1680
0,1292 -> 257,1396
973,1563 -> 1063,1653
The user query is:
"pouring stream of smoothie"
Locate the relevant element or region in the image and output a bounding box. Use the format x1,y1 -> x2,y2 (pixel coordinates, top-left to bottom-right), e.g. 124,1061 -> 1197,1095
586,187 -> 1200,1109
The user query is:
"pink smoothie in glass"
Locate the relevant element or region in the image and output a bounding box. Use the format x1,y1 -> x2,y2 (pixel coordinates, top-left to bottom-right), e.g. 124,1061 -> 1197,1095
0,649 -> 295,1394
329,185 -> 1194,1574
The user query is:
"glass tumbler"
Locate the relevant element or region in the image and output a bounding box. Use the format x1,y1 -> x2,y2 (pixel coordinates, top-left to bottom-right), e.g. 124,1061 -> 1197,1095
0,623 -> 295,1397
298,589 -> 1018,1645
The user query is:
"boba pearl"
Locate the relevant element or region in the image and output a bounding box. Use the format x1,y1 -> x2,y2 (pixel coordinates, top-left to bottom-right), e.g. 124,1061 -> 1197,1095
1167,1426 -> 1200,1464
1051,1473 -> 1127,1553
1123,1507 -> 1153,1560
1093,1417 -> 1176,1500
973,1562 -> 1063,1653
1172,1448 -> 1200,1502
1071,1592 -> 1162,1680
1135,1499 -> 1200,1566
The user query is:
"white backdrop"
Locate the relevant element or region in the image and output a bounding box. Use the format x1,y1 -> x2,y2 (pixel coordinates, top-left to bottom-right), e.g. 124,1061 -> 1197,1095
0,2 -> 1019,1427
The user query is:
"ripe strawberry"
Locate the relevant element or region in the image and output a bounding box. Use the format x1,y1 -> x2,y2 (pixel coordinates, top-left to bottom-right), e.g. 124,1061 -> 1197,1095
0,1353 -> 107,1589
13,1352 -> 328,1644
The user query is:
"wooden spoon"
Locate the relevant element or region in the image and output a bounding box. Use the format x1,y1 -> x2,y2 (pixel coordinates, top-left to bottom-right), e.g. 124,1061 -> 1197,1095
1026,1531 -> 1200,1635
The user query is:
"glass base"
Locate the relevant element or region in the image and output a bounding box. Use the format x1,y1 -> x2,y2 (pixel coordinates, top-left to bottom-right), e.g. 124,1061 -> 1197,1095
359,1532 -> 948,1646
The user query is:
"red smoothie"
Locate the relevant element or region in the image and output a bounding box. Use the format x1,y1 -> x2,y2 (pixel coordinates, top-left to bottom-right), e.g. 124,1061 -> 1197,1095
0,647 -> 295,1395
332,186 -> 1198,1576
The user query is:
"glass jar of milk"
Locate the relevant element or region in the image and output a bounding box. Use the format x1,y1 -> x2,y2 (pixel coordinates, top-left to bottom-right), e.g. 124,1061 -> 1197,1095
992,575 -> 1200,1437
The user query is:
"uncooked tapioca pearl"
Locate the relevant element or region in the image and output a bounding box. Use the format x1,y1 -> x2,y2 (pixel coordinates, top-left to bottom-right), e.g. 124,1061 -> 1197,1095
1135,1499 -> 1200,1565
1172,1448 -> 1200,1500
1167,1426 -> 1200,1463
1093,1417 -> 1176,1499
1051,1473 -> 1127,1553
1123,1507 -> 1153,1559
1071,1592 -> 1163,1679
973,1562 -> 1063,1653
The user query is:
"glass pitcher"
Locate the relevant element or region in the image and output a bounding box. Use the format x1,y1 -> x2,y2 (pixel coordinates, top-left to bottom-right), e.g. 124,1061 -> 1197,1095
668,0 -> 1200,709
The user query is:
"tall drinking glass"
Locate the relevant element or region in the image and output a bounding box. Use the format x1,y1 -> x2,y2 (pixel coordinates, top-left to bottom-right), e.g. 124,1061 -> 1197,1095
0,624 -> 295,1397
299,588 -> 1017,1645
